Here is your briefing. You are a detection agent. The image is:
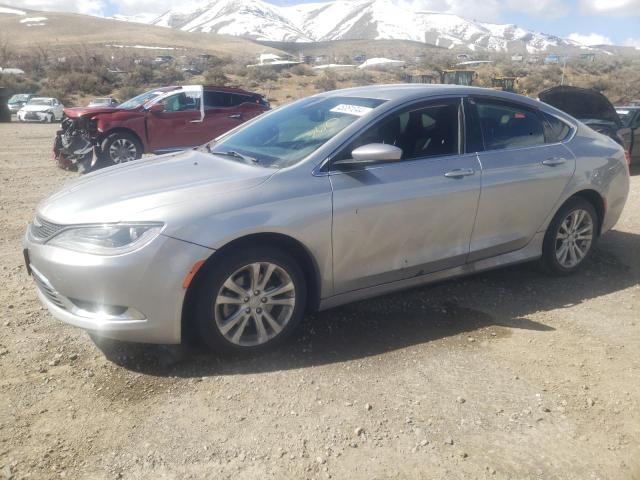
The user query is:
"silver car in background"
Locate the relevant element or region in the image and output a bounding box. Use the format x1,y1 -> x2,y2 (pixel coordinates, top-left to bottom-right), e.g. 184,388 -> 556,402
23,85 -> 630,353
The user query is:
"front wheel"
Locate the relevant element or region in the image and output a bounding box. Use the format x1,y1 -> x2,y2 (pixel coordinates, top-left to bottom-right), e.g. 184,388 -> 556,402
100,132 -> 142,165
193,246 -> 307,353
541,197 -> 598,275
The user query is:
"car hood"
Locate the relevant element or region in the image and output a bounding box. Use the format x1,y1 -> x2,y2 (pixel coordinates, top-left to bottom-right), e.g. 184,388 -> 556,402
539,86 -> 621,127
63,106 -> 123,118
38,150 -> 275,225
20,104 -> 53,112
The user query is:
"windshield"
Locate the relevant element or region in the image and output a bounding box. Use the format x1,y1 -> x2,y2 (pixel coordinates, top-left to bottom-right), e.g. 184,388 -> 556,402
27,98 -> 52,106
9,94 -> 31,103
616,109 -> 634,127
209,96 -> 386,168
118,89 -> 165,109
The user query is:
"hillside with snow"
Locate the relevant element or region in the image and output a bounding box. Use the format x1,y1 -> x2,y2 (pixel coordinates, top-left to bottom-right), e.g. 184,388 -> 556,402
138,0 -> 581,53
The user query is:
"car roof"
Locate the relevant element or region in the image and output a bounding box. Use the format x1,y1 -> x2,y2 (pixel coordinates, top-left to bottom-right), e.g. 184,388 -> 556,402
203,85 -> 261,96
317,84 -> 542,107
616,106 -> 640,109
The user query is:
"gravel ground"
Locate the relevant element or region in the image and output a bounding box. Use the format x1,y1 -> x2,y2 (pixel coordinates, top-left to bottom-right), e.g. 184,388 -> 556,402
1,121 -> 639,480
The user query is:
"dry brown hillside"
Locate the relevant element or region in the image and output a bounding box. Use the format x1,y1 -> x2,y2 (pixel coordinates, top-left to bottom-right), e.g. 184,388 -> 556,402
0,9 -> 282,58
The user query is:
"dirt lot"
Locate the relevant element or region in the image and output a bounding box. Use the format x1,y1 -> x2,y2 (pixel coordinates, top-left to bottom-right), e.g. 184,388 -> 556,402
1,121 -> 639,480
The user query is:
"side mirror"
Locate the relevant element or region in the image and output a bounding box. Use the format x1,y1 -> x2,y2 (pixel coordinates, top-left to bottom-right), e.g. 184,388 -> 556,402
149,103 -> 165,113
334,143 -> 403,168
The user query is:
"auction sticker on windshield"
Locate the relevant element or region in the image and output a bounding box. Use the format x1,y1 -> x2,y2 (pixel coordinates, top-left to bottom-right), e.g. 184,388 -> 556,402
330,104 -> 374,116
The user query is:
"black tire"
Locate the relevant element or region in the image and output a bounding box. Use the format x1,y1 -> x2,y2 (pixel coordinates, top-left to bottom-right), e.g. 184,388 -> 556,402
193,246 -> 307,354
540,196 -> 599,275
99,131 -> 142,166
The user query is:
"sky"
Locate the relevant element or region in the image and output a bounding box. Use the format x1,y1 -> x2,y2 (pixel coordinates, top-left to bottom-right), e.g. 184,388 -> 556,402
3,0 -> 640,46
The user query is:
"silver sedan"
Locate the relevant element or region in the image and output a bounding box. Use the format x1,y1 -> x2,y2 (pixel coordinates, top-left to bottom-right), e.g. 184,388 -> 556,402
23,85 -> 630,352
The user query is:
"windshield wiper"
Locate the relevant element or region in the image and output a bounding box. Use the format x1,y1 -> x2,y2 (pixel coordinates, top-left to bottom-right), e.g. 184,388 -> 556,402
210,149 -> 259,164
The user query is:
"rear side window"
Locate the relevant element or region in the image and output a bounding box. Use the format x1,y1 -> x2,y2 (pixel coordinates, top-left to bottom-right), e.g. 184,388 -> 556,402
541,112 -> 572,143
204,91 -> 232,108
475,100 -> 545,151
204,92 -> 258,108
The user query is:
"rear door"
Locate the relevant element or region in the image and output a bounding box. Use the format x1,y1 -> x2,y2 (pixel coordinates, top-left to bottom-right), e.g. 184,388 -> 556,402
198,91 -> 246,142
467,97 -> 576,261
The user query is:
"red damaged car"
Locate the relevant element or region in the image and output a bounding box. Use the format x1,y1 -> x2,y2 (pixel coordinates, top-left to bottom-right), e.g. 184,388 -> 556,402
54,85 -> 269,172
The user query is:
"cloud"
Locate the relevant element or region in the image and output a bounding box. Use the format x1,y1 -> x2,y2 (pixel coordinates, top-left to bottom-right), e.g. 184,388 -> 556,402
2,0 -> 107,15
568,32 -> 613,45
396,0 -> 503,22
580,0 -> 640,16
505,0 -> 570,19
623,37 -> 640,48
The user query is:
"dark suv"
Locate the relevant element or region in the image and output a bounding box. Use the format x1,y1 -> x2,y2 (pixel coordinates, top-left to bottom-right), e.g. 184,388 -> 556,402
54,85 -> 269,172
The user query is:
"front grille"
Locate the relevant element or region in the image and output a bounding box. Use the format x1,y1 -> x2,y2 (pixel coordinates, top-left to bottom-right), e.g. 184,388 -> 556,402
30,217 -> 65,241
32,269 -> 68,310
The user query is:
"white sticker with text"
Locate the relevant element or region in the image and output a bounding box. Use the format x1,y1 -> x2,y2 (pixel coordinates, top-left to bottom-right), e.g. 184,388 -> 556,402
330,104 -> 374,116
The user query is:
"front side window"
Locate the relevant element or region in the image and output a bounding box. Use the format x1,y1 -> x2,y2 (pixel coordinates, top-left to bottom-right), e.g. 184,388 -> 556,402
208,96 -> 386,168
475,99 -> 544,151
334,100 -> 460,163
161,92 -> 200,112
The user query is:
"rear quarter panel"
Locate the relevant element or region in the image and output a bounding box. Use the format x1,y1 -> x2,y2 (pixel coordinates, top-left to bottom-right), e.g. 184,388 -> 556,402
545,123 -> 629,234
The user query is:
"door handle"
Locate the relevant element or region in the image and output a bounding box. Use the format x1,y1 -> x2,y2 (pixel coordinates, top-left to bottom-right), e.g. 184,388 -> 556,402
542,157 -> 566,166
444,168 -> 475,178
228,114 -> 242,119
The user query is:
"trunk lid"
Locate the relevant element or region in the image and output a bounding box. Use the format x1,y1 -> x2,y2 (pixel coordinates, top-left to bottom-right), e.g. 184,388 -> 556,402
539,86 -> 622,128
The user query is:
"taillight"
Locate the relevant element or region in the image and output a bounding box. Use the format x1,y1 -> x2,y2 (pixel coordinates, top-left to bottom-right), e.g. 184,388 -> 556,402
624,150 -> 631,165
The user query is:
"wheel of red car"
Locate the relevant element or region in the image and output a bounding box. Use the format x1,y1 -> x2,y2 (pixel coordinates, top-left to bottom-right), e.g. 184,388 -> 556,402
101,132 -> 142,164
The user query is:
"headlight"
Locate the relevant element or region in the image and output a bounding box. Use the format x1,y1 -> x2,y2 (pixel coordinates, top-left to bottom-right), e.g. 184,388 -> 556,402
47,223 -> 163,255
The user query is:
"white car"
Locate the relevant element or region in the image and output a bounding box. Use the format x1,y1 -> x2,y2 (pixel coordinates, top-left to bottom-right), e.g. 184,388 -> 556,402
17,97 -> 64,123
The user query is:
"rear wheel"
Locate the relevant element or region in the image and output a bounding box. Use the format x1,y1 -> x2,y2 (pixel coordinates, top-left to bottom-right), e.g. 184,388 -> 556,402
193,246 -> 307,353
100,132 -> 142,165
541,197 -> 598,275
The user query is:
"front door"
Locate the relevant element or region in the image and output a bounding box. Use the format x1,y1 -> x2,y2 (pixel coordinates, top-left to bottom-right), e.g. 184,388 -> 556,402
146,90 -> 203,151
467,97 -> 576,261
329,98 -> 481,294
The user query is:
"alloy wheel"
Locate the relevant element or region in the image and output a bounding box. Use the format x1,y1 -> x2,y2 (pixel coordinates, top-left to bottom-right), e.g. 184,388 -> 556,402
109,138 -> 137,163
214,262 -> 296,347
554,208 -> 594,268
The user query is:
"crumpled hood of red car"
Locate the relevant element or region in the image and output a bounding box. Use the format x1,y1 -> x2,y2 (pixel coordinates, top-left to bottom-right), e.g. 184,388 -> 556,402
63,106 -> 122,118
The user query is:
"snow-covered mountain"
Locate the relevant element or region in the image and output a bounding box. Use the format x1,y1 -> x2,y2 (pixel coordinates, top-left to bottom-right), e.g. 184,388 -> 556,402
137,0 -> 579,52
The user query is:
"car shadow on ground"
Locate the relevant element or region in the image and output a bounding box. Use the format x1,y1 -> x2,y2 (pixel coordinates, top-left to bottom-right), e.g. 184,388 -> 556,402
630,165 -> 640,177
93,229 -> 639,376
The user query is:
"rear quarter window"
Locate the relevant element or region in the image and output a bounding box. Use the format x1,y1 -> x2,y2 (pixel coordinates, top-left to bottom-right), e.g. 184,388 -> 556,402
541,112 -> 573,143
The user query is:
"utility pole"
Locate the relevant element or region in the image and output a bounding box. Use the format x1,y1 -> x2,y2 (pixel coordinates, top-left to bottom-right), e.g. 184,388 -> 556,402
561,56 -> 568,85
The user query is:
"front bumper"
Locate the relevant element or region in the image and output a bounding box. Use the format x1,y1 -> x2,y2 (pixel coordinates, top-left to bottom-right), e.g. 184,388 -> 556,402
24,229 -> 213,344
18,110 -> 49,122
